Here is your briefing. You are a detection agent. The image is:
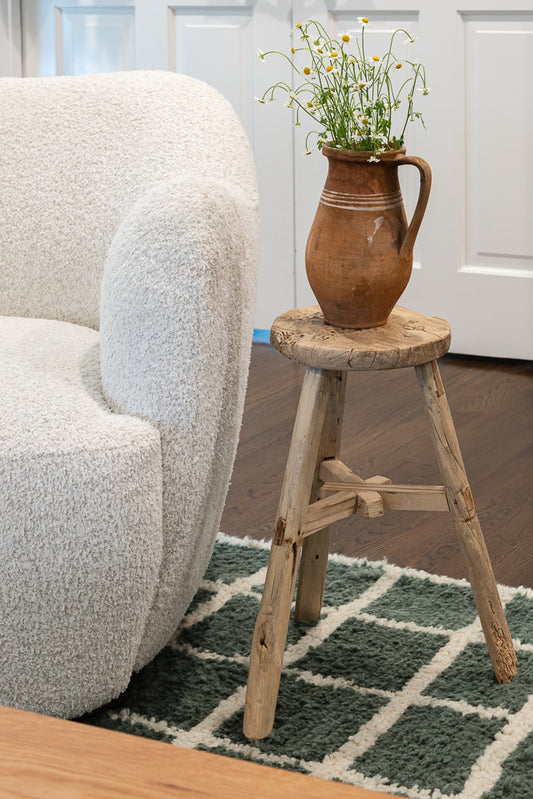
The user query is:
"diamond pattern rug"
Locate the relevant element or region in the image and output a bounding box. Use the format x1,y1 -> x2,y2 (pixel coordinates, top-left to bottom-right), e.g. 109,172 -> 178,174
80,534 -> 533,798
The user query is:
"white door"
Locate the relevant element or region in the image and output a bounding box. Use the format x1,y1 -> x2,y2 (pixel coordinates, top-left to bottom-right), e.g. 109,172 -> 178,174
7,0 -> 533,356
0,1 -> 21,76
14,0 -> 295,332
293,0 -> 533,358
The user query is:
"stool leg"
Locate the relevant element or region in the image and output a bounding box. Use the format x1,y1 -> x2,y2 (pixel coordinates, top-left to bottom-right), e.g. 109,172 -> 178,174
295,370 -> 346,621
243,367 -> 331,740
415,360 -> 517,683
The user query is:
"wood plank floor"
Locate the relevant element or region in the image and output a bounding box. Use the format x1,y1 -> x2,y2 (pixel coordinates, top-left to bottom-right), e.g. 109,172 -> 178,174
0,706 -> 390,799
221,344 -> 533,588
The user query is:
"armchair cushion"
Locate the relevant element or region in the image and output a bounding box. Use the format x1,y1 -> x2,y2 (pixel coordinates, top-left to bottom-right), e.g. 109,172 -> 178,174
0,315 -> 163,717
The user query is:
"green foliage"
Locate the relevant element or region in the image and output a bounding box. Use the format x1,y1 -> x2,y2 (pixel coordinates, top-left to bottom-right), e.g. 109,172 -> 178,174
257,18 -> 429,159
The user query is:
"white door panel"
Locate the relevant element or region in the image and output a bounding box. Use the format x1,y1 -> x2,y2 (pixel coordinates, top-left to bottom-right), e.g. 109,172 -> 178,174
8,1 -> 533,354
58,7 -> 136,75
0,0 -> 22,76
169,7 -> 255,139
464,16 -> 533,267
22,0 -> 142,76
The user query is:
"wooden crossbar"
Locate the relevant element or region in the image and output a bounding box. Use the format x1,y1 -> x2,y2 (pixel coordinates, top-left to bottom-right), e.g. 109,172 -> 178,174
301,490 -> 358,537
301,480 -> 449,538
319,481 -> 449,512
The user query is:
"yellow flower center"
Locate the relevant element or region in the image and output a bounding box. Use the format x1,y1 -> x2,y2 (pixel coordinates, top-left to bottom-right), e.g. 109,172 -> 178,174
361,17 -> 369,24
372,56 -> 380,62
303,67 -> 311,75
295,22 -> 302,28
326,64 -> 334,72
291,47 -> 295,54
342,34 -> 350,42
361,118 -> 369,125
330,51 -> 338,57
396,62 -> 403,69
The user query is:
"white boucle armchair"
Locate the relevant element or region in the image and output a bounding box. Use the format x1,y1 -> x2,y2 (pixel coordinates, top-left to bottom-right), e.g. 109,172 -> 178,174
0,71 -> 259,718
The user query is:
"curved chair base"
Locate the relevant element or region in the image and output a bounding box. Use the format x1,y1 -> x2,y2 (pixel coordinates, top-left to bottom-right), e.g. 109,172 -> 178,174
0,316 -> 164,717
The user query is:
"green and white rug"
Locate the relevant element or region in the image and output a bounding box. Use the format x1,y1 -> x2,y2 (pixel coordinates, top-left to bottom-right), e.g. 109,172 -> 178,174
81,534 -> 533,798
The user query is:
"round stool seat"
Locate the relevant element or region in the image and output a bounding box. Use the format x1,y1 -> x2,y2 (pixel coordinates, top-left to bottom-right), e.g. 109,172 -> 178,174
270,306 -> 451,371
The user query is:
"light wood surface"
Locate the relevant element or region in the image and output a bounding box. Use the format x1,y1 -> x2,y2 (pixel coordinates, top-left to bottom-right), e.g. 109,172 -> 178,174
415,360 -> 517,682
319,459 -> 388,517
243,367 -> 332,739
319,460 -> 449,513
301,489 -> 359,537
270,306 -> 451,371
295,370 -> 346,621
319,481 -> 449,513
0,705 -> 395,799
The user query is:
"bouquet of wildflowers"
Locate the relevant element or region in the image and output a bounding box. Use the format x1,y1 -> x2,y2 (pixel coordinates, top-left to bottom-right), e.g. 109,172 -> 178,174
257,17 -> 429,159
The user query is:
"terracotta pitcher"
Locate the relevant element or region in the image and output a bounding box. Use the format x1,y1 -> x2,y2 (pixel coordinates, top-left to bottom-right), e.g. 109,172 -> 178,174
305,145 -> 432,329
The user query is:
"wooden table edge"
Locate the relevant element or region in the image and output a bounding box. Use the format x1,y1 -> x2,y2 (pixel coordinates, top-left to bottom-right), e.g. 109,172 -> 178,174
0,705 -> 400,799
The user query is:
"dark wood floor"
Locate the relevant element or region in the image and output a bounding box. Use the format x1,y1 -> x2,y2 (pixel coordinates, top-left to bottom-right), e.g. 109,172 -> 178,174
221,343 -> 533,588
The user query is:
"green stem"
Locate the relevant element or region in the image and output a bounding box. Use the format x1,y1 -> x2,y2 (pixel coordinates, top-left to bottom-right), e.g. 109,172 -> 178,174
261,49 -> 302,75
260,19 -> 427,153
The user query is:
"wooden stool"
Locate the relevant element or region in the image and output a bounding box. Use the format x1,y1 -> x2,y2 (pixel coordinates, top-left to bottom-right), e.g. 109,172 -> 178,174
243,306 -> 517,740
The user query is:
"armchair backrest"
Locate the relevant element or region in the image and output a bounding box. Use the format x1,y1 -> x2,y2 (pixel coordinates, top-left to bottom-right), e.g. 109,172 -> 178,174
0,71 -> 256,329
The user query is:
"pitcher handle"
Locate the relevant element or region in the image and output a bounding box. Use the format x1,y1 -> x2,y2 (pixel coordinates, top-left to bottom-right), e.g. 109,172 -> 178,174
396,155 -> 432,266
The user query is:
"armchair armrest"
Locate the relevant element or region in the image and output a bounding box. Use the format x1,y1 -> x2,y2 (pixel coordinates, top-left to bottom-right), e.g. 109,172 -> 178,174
99,174 -> 259,664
